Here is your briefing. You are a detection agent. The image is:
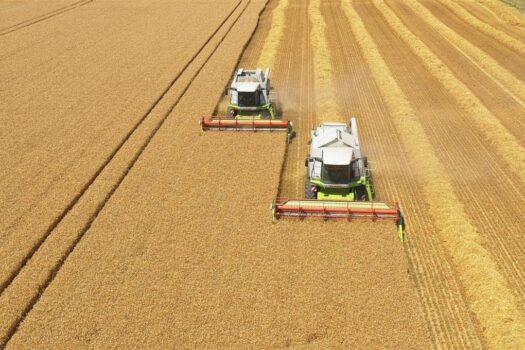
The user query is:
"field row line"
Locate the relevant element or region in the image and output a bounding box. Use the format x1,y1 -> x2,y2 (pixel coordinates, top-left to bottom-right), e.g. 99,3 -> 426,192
274,0 -> 314,198
336,2 -> 492,346
410,0 -> 525,104
461,0 -> 525,35
0,0 -> 94,36
440,0 -> 525,54
346,0 -> 525,348
323,5 -> 470,347
385,0 -> 525,186
378,0 -> 525,297
0,0 -> 253,346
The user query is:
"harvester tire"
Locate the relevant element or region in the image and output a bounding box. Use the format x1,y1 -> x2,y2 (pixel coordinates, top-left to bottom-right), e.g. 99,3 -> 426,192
227,107 -> 237,117
305,181 -> 317,199
355,186 -> 369,201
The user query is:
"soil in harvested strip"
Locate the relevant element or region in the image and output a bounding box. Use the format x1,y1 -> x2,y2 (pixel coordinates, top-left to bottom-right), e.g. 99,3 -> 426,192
264,0 -> 315,199
6,0 -> 429,348
348,0 -> 525,348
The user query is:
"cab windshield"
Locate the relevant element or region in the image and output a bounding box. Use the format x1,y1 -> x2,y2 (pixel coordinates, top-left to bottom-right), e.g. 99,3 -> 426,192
322,165 -> 351,184
238,91 -> 258,107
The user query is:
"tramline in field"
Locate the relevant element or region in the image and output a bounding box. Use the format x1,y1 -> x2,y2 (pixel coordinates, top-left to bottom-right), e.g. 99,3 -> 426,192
200,68 -> 294,142
272,118 -> 405,241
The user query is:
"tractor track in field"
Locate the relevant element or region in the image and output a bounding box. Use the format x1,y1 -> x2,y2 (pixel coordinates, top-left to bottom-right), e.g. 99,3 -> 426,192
0,0 -> 94,36
0,0 -> 243,296
0,0 -> 258,345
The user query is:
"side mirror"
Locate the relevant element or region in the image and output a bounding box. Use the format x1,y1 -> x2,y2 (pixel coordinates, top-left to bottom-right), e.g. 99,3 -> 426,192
304,158 -> 309,167
224,87 -> 229,96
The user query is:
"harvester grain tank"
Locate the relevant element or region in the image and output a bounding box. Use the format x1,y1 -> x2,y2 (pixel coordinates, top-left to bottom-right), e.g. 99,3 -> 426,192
272,118 -> 405,241
200,68 -> 294,142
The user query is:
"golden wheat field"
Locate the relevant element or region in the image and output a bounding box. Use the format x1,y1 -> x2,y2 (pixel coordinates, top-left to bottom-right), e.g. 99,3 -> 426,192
1,0 -> 524,348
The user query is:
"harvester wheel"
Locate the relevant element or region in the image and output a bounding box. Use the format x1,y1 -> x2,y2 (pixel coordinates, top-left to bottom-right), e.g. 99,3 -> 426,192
261,109 -> 271,119
227,107 -> 237,117
305,181 -> 317,199
355,186 -> 369,201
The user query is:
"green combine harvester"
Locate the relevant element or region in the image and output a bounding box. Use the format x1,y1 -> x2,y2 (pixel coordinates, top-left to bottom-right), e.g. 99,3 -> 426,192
304,118 -> 374,201
272,118 -> 405,241
201,68 -> 293,142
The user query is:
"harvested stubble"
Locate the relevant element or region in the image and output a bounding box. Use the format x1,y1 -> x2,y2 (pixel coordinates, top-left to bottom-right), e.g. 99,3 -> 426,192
438,0 -> 525,56
474,0 -> 525,27
380,0 -> 525,185
5,0 -> 428,348
384,0 -> 525,145
420,0 -> 525,79
344,1 -> 525,348
322,2 -> 484,347
397,0 -> 525,103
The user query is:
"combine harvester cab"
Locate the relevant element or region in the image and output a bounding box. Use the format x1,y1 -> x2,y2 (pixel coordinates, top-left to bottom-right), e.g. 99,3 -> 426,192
272,118 -> 405,241
200,68 -> 294,143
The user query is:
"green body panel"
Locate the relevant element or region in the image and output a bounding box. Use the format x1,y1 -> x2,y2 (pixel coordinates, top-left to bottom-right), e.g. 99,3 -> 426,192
229,102 -> 277,119
316,188 -> 355,201
310,176 -> 374,201
397,225 -> 404,242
